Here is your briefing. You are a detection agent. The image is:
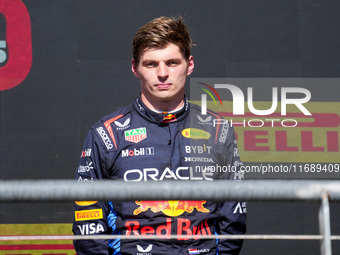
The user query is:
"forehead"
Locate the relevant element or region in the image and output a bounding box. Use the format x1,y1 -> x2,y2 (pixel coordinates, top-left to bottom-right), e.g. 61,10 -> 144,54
140,43 -> 184,62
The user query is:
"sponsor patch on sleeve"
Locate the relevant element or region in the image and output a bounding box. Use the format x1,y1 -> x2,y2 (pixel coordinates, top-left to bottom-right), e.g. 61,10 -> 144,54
75,209 -> 103,221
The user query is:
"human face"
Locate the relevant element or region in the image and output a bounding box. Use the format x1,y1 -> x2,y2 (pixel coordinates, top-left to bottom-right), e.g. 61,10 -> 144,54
132,43 -> 194,111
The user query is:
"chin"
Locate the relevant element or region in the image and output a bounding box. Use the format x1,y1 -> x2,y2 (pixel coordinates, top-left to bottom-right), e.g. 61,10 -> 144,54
157,93 -> 180,102
157,90 -> 183,99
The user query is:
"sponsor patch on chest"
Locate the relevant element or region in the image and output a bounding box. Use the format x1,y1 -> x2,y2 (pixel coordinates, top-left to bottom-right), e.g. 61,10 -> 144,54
124,127 -> 147,143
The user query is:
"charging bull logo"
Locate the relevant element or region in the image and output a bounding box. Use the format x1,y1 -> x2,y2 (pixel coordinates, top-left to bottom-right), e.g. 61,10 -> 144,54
176,201 -> 209,213
133,200 -> 209,217
133,201 -> 171,215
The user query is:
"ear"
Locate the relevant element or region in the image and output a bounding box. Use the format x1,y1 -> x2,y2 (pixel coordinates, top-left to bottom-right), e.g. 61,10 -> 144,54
131,59 -> 139,78
186,56 -> 194,76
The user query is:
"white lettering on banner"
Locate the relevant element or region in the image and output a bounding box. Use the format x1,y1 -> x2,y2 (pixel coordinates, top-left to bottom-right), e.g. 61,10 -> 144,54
202,84 -> 312,116
77,223 -> 105,235
214,118 -> 298,128
96,127 -> 113,150
213,119 -> 228,127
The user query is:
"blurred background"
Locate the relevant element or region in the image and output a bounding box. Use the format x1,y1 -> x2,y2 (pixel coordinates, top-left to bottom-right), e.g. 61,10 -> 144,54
1,0 -> 340,254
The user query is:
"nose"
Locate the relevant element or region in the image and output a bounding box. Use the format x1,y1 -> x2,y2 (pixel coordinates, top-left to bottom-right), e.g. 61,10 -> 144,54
157,62 -> 169,81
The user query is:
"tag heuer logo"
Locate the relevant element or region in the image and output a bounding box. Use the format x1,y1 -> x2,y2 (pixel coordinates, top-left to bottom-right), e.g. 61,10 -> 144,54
125,127 -> 147,143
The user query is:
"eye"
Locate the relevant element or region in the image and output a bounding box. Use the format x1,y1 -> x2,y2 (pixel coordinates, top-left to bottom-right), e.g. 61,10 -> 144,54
167,60 -> 180,66
144,62 -> 157,68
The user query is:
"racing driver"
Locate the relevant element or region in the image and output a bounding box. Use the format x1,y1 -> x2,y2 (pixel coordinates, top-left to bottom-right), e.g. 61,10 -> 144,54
73,16 -> 246,255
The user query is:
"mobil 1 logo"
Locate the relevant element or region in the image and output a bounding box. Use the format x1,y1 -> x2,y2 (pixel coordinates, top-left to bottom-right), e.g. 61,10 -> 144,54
121,147 -> 155,158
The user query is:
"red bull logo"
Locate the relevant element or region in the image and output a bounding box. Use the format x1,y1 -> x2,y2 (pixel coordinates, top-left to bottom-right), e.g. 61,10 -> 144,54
133,200 -> 209,216
125,218 -> 212,240
163,113 -> 176,120
128,201 -> 212,239
161,113 -> 177,124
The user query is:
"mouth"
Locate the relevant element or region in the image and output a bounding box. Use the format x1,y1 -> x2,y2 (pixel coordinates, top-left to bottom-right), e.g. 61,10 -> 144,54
156,83 -> 172,90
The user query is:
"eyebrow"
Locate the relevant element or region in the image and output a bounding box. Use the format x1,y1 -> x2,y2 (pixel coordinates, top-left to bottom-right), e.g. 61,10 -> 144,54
141,58 -> 182,64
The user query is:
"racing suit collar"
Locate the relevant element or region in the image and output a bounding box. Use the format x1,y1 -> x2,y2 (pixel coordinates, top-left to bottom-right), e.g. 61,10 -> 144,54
134,96 -> 190,125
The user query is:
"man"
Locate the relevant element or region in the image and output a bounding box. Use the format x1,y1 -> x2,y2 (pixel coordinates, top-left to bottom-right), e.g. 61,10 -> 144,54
73,16 -> 246,255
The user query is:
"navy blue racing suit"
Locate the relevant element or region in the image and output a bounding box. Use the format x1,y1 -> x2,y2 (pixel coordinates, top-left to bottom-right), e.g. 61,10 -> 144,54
73,97 -> 246,255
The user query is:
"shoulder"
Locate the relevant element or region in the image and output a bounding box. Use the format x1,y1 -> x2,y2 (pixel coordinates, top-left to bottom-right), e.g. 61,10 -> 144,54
189,102 -> 231,145
189,102 -> 227,124
97,104 -> 134,127
88,103 -> 135,151
88,103 -> 135,133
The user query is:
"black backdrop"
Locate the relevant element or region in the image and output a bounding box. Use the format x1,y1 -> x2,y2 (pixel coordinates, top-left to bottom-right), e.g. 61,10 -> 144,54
1,1 -> 340,254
